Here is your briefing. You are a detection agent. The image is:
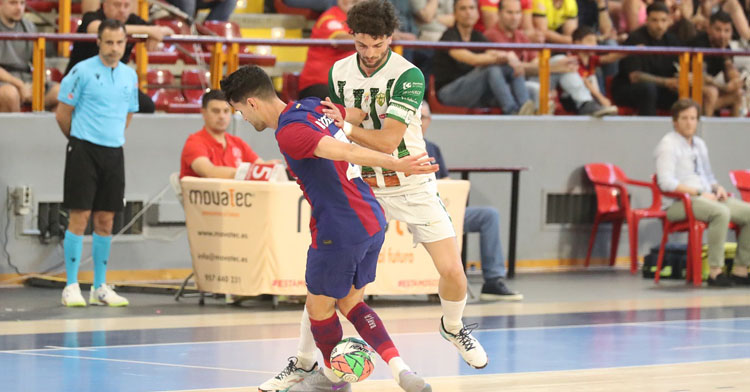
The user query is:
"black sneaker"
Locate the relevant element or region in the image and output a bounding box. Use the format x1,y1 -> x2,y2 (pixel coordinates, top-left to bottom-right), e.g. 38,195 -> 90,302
730,274 -> 750,286
707,272 -> 733,287
480,279 -> 523,301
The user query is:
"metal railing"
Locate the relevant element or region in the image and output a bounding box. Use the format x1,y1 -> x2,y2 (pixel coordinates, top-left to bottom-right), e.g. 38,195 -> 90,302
2,29 -> 749,113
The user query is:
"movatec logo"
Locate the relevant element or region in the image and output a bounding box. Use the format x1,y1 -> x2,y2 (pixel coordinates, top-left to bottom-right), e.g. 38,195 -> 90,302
188,189 -> 254,207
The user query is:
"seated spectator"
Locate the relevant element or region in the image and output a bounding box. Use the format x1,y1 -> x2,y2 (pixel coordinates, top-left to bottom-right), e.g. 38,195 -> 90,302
180,90 -> 268,179
531,0 -> 579,43
577,0 -> 615,38
412,0 -> 455,41
166,0 -> 236,22
298,0 -> 357,99
690,11 -> 744,116
693,0 -> 750,42
571,26 -> 620,112
421,102 -> 523,301
487,0 -> 616,115
476,0 -> 542,41
65,0 -> 174,113
0,0 -> 59,112
611,2 -> 681,115
433,0 -> 535,115
390,0 -> 423,65
654,99 -> 750,287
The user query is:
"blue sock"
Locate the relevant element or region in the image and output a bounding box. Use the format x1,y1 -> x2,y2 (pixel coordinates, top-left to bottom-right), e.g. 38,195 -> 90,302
64,231 -> 83,286
92,233 -> 112,289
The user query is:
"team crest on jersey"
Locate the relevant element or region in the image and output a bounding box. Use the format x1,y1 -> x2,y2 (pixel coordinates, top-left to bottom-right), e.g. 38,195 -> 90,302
376,92 -> 386,106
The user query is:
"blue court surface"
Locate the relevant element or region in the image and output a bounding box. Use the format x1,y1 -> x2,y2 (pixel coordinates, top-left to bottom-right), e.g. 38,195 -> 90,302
2,307 -> 750,391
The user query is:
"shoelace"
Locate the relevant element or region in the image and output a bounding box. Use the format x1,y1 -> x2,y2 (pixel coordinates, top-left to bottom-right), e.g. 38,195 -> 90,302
454,323 -> 478,351
275,357 -> 299,380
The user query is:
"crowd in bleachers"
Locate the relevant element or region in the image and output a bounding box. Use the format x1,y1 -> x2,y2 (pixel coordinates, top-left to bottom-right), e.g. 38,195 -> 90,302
1,0 -> 749,116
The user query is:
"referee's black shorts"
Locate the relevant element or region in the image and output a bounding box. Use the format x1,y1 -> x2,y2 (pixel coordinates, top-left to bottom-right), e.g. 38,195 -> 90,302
63,137 -> 125,212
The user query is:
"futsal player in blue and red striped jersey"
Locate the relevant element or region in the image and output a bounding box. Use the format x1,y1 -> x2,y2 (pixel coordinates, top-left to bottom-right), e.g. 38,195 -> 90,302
221,65 -> 435,392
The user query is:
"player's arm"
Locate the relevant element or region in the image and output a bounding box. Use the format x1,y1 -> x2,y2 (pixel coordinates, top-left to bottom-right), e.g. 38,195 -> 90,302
313,136 -> 438,176
323,68 -> 426,154
126,112 -> 133,129
190,157 -> 237,179
55,102 -> 74,138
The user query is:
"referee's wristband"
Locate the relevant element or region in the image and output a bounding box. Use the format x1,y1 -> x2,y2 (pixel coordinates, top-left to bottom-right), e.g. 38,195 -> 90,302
343,121 -> 353,137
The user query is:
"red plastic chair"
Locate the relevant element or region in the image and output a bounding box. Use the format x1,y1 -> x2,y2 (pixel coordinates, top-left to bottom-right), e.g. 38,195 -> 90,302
273,0 -> 321,20
146,69 -> 185,111
167,102 -> 202,113
729,170 -> 750,202
584,163 -> 666,273
427,75 -> 502,115
195,21 -> 277,66
652,175 -> 707,286
652,175 -> 740,286
46,68 -> 63,83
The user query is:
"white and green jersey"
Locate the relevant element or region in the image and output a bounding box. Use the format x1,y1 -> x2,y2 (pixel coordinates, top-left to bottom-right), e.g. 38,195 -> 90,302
328,50 -> 434,196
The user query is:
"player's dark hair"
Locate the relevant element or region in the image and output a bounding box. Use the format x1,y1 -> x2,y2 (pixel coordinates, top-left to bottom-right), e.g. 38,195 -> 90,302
201,89 -> 226,108
97,18 -> 126,38
347,0 -> 399,38
710,10 -> 732,25
671,98 -> 701,121
220,65 -> 276,104
646,1 -> 669,15
572,25 -> 596,42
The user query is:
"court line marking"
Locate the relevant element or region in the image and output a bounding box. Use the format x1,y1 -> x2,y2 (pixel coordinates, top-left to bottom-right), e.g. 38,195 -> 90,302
155,359 -> 750,392
671,343 -> 750,351
0,351 -> 278,375
3,316 -> 750,353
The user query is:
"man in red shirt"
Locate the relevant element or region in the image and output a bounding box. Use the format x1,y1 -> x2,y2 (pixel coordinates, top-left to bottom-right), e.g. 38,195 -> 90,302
297,0 -> 357,99
179,90 -> 265,179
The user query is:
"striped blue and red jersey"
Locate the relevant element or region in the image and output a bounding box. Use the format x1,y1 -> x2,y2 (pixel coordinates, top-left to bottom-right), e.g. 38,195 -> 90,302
275,97 -> 386,249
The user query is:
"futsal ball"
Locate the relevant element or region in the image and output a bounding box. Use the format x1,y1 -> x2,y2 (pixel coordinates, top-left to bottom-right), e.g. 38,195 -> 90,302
330,337 -> 376,383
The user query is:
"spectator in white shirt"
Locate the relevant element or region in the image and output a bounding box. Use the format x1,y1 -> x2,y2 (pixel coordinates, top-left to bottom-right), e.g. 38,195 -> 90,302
654,99 -> 750,287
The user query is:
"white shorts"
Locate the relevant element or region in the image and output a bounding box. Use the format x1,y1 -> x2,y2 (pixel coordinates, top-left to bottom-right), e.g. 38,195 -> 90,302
375,182 -> 456,245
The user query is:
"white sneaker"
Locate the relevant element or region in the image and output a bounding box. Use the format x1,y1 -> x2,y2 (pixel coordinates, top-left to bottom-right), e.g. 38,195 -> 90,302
61,283 -> 87,307
89,285 -> 129,307
439,317 -> 488,369
259,357 -> 319,391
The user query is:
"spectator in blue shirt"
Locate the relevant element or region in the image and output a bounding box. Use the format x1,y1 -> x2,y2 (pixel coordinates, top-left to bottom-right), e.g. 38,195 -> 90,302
55,19 -> 139,308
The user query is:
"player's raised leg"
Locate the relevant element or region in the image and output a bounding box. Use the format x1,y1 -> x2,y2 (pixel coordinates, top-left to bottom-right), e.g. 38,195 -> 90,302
423,237 -> 488,369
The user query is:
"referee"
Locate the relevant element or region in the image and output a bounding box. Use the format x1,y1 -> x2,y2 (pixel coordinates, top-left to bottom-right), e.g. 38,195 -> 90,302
55,19 -> 138,307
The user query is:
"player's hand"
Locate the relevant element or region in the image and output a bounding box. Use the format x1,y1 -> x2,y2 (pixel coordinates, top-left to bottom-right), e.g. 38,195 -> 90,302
392,152 -> 439,176
701,192 -> 718,201
321,97 -> 345,128
715,185 -> 728,201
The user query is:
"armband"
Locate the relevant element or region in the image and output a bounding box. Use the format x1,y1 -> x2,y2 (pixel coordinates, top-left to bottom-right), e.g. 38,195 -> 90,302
343,121 -> 353,137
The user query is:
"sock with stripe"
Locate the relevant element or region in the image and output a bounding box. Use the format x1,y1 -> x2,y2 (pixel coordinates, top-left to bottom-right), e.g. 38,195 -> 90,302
92,233 -> 112,289
63,230 -> 83,286
309,311 -> 343,368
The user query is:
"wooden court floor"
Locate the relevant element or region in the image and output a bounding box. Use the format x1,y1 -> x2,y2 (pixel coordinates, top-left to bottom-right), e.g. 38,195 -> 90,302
2,271 -> 750,392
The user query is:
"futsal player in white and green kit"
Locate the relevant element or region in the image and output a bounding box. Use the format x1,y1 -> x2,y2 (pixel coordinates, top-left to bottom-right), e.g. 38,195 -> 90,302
259,1 -> 487,391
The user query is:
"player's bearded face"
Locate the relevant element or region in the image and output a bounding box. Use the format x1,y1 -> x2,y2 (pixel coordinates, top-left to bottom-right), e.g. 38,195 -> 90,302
354,34 -> 392,70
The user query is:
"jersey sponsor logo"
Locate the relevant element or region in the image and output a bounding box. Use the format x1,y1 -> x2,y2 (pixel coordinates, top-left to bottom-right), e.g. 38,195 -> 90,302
314,114 -> 335,130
